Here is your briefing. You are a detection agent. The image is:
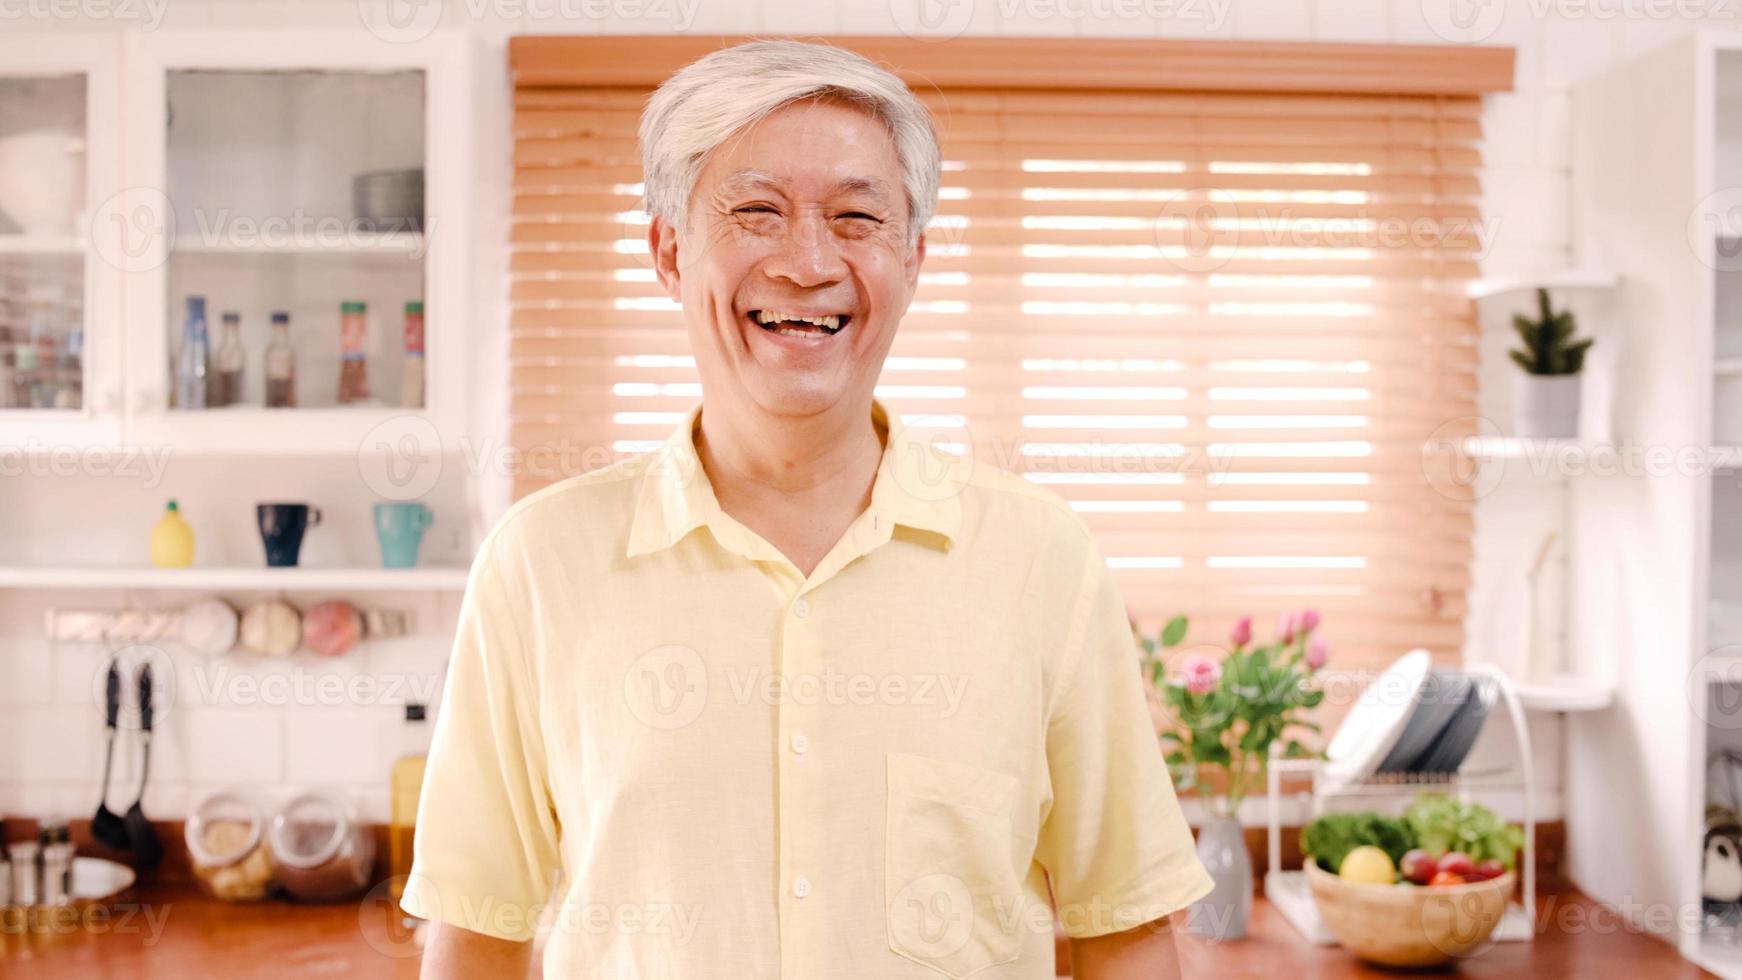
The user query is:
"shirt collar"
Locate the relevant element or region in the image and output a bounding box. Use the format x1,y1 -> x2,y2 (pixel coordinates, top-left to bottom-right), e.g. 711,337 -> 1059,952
626,397 -> 964,559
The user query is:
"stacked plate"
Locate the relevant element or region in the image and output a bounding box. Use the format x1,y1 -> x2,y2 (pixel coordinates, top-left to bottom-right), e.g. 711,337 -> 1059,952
1323,650 -> 1495,792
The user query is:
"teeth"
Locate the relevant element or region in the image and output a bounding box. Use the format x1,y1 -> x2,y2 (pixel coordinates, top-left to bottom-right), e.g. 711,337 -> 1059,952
755,311 -> 843,330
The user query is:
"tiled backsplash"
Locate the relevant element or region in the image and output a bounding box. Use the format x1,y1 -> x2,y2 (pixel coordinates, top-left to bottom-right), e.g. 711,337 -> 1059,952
4,587 -> 457,825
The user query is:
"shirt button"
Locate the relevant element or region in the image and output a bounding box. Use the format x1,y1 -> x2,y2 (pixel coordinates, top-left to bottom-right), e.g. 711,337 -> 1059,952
791,732 -> 810,755
793,597 -> 809,618
793,876 -> 811,899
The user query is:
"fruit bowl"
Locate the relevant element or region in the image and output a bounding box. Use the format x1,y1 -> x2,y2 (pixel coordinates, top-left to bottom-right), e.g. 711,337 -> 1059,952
1304,860 -> 1515,967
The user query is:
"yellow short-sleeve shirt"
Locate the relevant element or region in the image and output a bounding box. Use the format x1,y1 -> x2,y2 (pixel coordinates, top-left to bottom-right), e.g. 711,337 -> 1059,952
402,398 -> 1212,979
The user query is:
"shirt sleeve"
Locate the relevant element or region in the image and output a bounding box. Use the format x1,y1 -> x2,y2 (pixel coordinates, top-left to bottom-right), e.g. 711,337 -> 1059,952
1033,539 -> 1214,938
400,531 -> 560,942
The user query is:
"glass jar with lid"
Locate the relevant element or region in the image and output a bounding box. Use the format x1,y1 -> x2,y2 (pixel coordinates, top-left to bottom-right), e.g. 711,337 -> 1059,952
268,791 -> 375,903
186,791 -> 274,901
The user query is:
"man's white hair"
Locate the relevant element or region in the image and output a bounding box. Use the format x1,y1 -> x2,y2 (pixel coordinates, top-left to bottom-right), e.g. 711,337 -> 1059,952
639,39 -> 940,247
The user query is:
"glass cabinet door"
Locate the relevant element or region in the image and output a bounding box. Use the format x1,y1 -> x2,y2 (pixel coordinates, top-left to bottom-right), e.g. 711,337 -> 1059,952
163,68 -> 427,413
0,72 -> 88,415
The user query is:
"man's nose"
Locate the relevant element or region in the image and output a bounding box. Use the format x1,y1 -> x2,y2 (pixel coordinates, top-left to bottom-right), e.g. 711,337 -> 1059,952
765,212 -> 848,288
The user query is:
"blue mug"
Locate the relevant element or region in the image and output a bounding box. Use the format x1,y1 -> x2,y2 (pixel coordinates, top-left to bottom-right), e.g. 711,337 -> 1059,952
374,502 -> 433,569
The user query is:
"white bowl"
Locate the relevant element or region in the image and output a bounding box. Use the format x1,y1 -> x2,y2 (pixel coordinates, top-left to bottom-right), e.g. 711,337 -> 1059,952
0,127 -> 85,235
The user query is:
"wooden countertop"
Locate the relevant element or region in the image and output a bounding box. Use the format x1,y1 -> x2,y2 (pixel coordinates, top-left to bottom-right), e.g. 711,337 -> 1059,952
3,879 -> 1709,979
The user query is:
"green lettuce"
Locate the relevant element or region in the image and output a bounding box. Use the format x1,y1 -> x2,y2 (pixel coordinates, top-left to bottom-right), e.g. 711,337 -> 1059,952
1300,812 -> 1416,873
1402,793 -> 1524,870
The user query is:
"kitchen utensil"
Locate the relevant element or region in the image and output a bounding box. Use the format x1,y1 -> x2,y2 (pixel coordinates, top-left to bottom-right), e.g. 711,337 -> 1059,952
1322,649 -> 1432,793
268,791 -> 376,902
352,169 -> 424,232
91,659 -> 129,850
1374,669 -> 1471,774
0,127 -> 85,234
302,600 -> 363,658
1416,673 -> 1495,774
179,597 -> 239,656
374,501 -> 433,568
123,663 -> 163,870
239,597 -> 301,656
186,791 -> 274,901
256,503 -> 322,567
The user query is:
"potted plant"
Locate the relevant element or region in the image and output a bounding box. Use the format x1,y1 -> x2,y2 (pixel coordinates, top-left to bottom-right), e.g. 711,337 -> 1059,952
1140,611 -> 1328,940
1509,288 -> 1593,438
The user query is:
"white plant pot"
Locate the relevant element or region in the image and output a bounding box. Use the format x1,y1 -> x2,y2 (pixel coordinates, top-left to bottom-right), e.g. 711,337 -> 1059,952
0,128 -> 85,235
1512,374 -> 1582,439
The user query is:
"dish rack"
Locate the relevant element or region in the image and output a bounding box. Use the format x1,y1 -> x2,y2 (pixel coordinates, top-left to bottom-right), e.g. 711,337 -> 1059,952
1264,662 -> 1537,945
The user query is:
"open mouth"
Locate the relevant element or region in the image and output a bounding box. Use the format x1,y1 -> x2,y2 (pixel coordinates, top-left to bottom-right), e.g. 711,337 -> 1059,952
749,310 -> 851,338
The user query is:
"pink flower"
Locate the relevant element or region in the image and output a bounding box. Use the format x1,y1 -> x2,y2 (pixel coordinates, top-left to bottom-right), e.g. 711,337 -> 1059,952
1306,637 -> 1330,671
1182,654 -> 1222,694
1229,615 -> 1252,648
1299,608 -> 1321,634
1276,611 -> 1298,644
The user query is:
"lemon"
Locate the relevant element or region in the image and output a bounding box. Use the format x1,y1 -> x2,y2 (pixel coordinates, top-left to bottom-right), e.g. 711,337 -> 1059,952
1338,845 -> 1397,884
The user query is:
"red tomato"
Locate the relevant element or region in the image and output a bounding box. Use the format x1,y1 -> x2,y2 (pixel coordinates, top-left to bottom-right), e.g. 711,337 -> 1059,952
1473,859 -> 1506,880
1429,870 -> 1466,887
1400,849 -> 1438,885
1437,851 -> 1476,877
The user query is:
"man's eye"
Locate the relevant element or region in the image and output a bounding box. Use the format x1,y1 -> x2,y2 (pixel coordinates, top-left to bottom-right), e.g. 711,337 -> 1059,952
838,212 -> 880,222
735,206 -> 778,215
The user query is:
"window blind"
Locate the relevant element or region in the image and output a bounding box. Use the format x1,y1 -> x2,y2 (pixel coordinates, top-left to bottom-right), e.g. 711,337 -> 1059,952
509,40 -> 1500,678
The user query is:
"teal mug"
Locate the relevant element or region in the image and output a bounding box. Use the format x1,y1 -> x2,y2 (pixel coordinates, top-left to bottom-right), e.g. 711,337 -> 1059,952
374,502 -> 433,569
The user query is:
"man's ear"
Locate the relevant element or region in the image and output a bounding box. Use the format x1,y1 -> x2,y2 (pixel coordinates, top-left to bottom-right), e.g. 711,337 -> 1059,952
904,231 -> 927,291
650,214 -> 682,302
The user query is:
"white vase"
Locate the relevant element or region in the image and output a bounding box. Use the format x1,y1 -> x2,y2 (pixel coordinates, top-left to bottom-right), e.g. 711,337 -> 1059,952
1512,374 -> 1582,439
1186,813 -> 1252,940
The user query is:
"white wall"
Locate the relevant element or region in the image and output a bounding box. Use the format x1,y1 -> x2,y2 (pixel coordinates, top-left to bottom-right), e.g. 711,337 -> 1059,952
4,1 -> 1727,831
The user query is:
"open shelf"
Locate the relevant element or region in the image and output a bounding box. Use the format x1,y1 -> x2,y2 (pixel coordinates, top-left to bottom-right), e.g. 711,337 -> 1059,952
1467,267 -> 1619,300
0,234 -> 85,255
1514,676 -> 1615,712
1465,436 -> 1614,460
0,565 -> 470,592
172,231 -> 424,256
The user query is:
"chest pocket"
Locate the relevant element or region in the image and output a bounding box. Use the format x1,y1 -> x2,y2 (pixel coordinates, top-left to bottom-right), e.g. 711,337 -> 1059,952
885,753 -> 1025,977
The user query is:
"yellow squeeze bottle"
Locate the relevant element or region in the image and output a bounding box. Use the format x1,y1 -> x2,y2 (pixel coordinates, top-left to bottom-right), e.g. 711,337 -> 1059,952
150,500 -> 195,568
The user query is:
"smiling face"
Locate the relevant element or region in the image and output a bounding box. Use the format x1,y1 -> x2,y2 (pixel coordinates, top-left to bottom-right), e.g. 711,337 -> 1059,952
650,97 -> 925,422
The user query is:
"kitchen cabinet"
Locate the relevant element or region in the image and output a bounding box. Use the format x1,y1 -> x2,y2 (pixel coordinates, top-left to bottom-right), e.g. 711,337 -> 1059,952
1568,29 -> 1742,979
0,30 -> 475,457
0,34 -> 123,449
120,31 -> 474,455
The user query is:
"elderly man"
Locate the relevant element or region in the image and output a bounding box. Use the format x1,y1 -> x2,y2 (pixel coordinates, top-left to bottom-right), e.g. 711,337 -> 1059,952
407,39 -> 1211,980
